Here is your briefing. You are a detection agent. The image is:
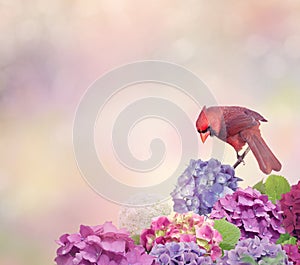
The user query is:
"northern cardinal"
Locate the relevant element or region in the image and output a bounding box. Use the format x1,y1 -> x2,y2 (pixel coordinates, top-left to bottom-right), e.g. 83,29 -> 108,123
196,106 -> 281,174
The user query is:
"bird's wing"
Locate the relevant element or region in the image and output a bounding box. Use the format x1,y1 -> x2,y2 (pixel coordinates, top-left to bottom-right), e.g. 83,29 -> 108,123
222,108 -> 260,136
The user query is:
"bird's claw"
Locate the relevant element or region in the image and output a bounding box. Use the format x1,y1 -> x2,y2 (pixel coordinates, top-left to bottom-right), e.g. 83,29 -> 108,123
233,147 -> 251,169
237,154 -> 246,165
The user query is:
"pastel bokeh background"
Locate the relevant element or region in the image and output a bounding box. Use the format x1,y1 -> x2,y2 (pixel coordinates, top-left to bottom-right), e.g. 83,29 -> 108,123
1,1 -> 300,264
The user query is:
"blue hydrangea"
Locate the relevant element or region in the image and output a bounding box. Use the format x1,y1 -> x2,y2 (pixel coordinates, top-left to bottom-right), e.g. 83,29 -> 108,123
150,241 -> 214,265
171,158 -> 241,215
218,236 -> 292,265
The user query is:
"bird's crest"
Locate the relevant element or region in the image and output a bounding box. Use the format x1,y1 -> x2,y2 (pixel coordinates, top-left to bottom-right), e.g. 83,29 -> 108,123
197,105 -> 209,131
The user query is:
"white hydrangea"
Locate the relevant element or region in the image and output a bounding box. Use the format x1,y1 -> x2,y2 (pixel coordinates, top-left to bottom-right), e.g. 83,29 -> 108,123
118,194 -> 172,236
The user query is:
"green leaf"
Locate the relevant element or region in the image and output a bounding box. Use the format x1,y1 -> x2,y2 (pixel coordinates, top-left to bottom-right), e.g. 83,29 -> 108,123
276,233 -> 297,245
131,234 -> 140,245
286,237 -> 297,245
277,233 -> 291,244
253,179 -> 266,194
241,255 -> 258,264
214,218 -> 241,251
261,252 -> 288,264
265,175 -> 291,203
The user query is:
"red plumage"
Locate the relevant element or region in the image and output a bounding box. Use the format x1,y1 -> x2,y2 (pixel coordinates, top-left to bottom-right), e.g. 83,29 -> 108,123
196,106 -> 281,174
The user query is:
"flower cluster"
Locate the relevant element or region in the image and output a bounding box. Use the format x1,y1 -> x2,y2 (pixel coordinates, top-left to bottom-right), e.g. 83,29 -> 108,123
280,180 -> 300,239
171,158 -> 241,215
210,186 -> 285,242
283,241 -> 300,265
140,212 -> 222,261
150,241 -> 214,264
219,236 -> 292,264
54,109 -> 300,265
54,222 -> 155,265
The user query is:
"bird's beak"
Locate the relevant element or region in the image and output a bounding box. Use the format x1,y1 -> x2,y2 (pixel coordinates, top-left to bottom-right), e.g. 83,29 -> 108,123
200,132 -> 210,143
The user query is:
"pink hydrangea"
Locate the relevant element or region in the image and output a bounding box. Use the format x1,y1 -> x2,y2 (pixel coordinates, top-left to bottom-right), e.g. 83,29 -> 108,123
280,180 -> 300,239
210,187 -> 285,243
283,241 -> 300,265
55,222 -> 155,265
140,212 -> 222,261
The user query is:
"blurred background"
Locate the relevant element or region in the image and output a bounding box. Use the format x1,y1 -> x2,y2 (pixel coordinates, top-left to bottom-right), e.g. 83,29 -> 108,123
1,0 -> 300,264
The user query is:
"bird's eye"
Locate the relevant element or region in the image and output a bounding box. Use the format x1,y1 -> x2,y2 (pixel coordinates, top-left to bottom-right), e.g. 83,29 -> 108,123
198,126 -> 210,134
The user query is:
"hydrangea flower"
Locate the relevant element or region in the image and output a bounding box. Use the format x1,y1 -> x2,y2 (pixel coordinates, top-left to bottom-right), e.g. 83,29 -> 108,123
54,222 -> 155,265
283,241 -> 300,265
140,212 -> 222,261
219,236 -> 292,264
118,195 -> 172,236
171,158 -> 241,215
280,180 -> 300,239
150,242 -> 214,265
210,187 -> 285,242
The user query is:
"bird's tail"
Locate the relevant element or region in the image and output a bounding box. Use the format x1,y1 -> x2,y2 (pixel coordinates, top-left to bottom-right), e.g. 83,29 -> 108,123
241,128 -> 282,174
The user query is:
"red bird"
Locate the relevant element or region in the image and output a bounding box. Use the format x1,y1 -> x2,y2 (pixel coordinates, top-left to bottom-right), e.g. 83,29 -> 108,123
196,106 -> 281,174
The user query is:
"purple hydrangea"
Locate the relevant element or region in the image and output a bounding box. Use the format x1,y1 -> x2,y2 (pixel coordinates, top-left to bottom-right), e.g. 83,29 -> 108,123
54,222 -> 155,265
218,236 -> 292,264
210,187 -> 285,243
150,241 -> 214,265
171,158 -> 241,215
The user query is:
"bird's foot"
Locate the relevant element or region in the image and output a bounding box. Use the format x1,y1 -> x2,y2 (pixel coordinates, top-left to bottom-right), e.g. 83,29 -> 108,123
237,153 -> 246,165
233,147 -> 251,169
